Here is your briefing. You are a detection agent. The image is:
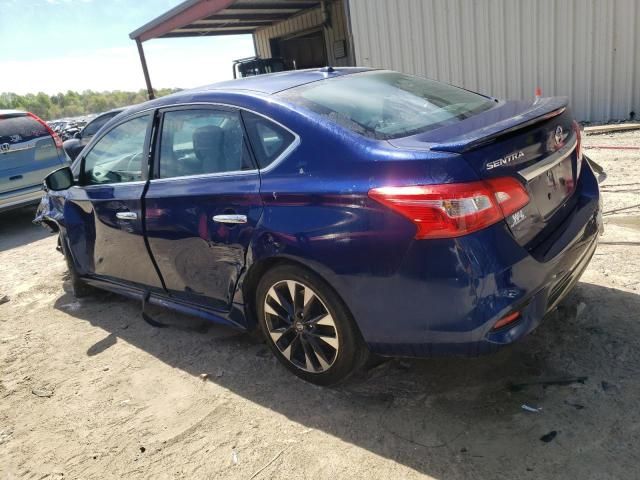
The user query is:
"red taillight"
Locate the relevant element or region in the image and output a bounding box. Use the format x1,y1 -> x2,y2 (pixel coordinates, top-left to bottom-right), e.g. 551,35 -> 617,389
572,120 -> 583,179
27,112 -> 63,149
368,177 -> 529,239
492,311 -> 521,330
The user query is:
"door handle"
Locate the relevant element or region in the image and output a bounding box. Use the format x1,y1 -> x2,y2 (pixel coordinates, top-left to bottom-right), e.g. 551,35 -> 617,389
116,212 -> 138,220
212,214 -> 247,224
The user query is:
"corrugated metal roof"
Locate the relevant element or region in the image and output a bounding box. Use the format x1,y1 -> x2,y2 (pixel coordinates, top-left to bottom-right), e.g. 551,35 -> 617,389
130,0 -> 321,41
349,0 -> 640,122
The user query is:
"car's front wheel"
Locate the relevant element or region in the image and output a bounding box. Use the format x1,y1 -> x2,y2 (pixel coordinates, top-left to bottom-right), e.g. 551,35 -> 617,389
256,264 -> 367,385
60,234 -> 94,298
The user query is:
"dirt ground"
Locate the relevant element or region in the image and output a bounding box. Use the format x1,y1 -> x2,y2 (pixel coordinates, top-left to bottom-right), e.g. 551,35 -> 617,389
1,130 -> 639,480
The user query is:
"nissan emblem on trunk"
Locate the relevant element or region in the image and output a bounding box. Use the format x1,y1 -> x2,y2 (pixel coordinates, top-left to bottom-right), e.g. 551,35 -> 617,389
555,125 -> 563,146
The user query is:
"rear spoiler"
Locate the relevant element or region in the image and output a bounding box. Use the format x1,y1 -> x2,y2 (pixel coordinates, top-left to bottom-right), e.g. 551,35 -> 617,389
430,97 -> 569,154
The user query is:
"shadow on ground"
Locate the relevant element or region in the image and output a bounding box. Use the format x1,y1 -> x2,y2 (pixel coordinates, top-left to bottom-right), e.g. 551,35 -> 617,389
0,206 -> 50,252
53,282 -> 640,478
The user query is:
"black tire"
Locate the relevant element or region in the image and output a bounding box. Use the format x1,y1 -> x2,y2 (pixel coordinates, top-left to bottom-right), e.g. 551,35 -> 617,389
256,264 -> 368,385
60,235 -> 94,298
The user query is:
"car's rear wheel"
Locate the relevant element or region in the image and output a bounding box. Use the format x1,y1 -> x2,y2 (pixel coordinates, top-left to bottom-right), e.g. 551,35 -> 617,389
256,264 -> 367,385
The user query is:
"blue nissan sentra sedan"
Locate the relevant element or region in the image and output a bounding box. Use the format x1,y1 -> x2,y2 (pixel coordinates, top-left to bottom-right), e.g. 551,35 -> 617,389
36,68 -> 602,385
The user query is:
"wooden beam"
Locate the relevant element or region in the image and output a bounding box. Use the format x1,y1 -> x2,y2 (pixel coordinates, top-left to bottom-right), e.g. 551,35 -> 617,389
202,12 -> 295,21
160,30 -> 257,38
190,19 -> 277,26
173,25 -> 262,32
226,2 -> 319,10
137,0 -> 236,42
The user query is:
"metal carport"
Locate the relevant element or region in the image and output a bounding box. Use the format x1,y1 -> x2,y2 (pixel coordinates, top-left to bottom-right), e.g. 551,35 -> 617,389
129,0 -> 323,99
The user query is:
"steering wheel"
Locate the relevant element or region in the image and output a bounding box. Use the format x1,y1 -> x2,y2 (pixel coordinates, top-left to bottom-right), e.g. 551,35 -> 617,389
125,151 -> 144,173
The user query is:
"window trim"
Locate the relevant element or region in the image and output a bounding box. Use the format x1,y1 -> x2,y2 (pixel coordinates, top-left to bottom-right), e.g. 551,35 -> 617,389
148,103 -> 300,183
76,102 -> 300,188
81,111 -> 120,139
151,104 -> 256,182
78,111 -> 154,188
241,110 -> 298,171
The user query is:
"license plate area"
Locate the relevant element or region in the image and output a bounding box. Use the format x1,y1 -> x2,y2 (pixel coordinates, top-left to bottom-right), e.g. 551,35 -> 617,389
526,154 -> 575,219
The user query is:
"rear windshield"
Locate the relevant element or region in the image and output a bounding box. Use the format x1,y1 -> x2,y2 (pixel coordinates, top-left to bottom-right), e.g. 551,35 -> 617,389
279,71 -> 496,140
0,114 -> 49,144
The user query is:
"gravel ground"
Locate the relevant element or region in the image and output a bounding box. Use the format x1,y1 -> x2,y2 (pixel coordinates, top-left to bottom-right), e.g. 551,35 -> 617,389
1,130 -> 639,480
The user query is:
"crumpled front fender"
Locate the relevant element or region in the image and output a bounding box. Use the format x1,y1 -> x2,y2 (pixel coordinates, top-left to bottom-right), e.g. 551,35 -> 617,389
33,190 -> 67,233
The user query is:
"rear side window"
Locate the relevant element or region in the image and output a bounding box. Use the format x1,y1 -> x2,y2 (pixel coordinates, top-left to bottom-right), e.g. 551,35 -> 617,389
242,112 -> 295,168
157,109 -> 253,179
0,114 -> 49,144
278,71 -> 496,140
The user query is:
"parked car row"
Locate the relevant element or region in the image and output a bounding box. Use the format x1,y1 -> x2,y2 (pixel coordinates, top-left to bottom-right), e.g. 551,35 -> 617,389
48,119 -> 87,141
0,110 -> 69,213
1,107 -> 129,214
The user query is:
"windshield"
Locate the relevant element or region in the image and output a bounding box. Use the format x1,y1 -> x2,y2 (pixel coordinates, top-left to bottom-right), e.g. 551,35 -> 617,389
279,71 -> 496,140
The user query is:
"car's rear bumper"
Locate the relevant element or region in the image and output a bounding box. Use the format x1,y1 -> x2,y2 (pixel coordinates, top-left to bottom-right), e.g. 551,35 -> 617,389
0,185 -> 43,213
351,161 -> 602,358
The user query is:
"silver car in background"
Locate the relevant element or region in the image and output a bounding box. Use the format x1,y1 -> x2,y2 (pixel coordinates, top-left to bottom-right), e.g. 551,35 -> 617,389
0,110 -> 69,213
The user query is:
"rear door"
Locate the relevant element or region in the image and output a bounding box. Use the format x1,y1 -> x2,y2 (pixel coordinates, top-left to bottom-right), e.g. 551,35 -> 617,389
0,113 -> 66,197
143,105 -> 262,313
63,112 -> 163,290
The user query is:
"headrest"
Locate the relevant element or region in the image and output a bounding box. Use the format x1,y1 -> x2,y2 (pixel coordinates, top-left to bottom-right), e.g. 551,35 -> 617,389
193,125 -> 224,162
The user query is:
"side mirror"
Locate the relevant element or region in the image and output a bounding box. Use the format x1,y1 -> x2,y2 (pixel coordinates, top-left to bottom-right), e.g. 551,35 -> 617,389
45,166 -> 74,191
74,131 -> 82,139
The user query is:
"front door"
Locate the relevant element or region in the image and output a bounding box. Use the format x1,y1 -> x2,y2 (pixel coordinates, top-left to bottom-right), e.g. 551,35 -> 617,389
63,113 -> 163,290
143,106 -> 262,314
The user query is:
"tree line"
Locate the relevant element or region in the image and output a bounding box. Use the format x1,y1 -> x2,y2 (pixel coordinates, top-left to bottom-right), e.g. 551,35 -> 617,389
0,89 -> 179,121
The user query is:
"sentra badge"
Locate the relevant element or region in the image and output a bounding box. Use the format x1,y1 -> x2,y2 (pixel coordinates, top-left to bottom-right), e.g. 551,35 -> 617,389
486,151 -> 525,170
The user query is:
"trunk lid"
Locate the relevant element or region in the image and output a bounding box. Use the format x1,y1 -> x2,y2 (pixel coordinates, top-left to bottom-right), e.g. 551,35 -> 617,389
389,97 -> 580,249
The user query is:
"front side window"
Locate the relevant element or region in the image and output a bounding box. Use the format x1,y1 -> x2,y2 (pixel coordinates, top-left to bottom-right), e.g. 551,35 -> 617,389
157,109 -> 252,179
279,71 -> 496,140
82,114 -> 149,185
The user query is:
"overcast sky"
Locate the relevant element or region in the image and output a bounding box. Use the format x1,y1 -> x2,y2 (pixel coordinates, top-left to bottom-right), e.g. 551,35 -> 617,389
0,0 -> 256,94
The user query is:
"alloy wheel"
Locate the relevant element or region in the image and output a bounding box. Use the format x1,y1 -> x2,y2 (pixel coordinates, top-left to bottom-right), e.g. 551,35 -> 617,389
263,280 -> 339,373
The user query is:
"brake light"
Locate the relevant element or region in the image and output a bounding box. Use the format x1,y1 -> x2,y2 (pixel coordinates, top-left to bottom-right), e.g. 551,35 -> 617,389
27,112 -> 63,149
492,311 -> 521,330
572,120 -> 583,179
368,177 -> 530,239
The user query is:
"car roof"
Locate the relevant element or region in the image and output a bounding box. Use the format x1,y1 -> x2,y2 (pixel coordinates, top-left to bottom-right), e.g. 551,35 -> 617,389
105,106 -> 127,114
0,109 -> 26,116
116,67 -> 375,121
201,67 -> 373,95
92,107 -> 127,119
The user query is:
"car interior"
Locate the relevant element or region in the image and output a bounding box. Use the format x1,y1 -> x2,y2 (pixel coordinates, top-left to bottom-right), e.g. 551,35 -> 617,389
159,111 -> 252,179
